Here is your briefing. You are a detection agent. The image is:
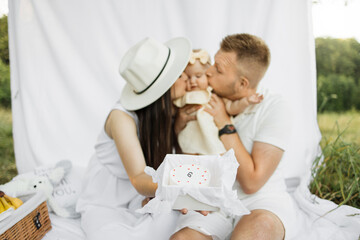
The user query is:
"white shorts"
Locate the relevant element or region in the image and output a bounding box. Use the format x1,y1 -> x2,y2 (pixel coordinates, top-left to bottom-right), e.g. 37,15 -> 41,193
176,192 -> 299,240
175,210 -> 233,240
234,192 -> 299,240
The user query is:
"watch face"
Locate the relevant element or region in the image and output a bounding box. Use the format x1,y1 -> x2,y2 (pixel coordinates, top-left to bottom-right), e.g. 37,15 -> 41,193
227,125 -> 235,131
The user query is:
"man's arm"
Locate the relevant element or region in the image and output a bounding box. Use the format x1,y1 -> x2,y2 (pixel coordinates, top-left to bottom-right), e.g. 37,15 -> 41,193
220,135 -> 283,194
205,94 -> 283,194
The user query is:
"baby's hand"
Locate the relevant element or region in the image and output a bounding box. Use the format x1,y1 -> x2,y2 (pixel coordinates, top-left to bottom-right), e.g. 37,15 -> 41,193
247,93 -> 264,104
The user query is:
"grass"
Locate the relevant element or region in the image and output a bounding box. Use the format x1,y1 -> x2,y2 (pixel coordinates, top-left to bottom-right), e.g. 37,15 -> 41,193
311,110 -> 360,209
310,137 -> 359,209
317,110 -> 360,146
0,107 -> 17,184
0,108 -> 359,209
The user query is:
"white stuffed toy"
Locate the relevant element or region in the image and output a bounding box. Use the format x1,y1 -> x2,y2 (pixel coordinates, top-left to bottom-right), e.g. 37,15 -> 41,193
0,160 -> 80,218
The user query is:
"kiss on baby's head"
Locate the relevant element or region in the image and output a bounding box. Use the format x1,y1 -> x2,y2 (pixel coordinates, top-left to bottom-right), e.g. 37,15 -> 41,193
185,49 -> 211,92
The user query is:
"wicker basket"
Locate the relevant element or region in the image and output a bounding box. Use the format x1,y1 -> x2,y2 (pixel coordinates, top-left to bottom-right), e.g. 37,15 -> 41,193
0,192 -> 52,240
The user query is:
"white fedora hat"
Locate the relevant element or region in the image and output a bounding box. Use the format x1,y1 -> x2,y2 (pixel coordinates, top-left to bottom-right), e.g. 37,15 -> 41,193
119,37 -> 191,111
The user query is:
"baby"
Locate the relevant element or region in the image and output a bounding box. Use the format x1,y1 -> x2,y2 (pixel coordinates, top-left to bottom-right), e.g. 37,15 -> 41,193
173,49 -> 263,155
223,93 -> 264,116
173,49 -> 223,155
173,49 -> 213,109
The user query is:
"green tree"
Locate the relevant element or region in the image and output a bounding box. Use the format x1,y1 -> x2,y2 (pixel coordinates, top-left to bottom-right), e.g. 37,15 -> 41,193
0,60 -> 11,108
316,38 -> 360,85
0,15 -> 9,65
316,37 -> 360,111
317,74 -> 357,112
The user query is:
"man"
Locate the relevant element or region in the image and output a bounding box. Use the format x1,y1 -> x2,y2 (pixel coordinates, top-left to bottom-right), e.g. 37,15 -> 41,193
172,34 -> 297,240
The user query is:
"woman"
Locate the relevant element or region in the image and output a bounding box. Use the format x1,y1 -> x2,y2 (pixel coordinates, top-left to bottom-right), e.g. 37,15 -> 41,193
76,37 -> 191,240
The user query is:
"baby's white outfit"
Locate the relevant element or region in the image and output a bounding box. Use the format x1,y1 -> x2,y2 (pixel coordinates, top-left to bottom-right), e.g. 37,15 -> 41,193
76,101 -> 180,240
173,87 -> 226,155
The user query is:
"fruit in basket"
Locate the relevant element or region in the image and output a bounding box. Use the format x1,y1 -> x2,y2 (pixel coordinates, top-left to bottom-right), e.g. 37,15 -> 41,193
0,190 -> 23,213
4,193 -> 23,209
0,160 -> 80,218
0,195 -> 14,212
0,199 -> 4,213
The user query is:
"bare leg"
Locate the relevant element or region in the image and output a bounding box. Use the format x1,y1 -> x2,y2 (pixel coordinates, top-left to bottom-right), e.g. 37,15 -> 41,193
170,227 -> 212,240
231,209 -> 285,240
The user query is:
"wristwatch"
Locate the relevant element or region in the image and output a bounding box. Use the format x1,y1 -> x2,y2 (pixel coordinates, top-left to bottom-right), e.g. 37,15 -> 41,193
218,124 -> 237,137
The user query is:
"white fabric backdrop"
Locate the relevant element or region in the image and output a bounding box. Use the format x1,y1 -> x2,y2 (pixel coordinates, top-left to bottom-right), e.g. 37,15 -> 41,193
7,1 -> 360,239
9,0 -> 320,181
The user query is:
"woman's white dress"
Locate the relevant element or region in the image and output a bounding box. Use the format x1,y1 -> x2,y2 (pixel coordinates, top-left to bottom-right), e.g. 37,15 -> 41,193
76,102 -> 180,240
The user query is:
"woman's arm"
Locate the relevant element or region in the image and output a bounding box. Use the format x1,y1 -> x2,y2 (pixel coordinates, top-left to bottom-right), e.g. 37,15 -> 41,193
105,110 -> 157,197
173,104 -> 200,135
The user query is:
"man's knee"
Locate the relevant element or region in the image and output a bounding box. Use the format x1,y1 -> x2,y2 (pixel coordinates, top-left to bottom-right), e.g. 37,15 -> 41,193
170,228 -> 193,240
251,210 -> 283,232
170,227 -> 212,240
170,231 -> 185,240
231,210 -> 284,240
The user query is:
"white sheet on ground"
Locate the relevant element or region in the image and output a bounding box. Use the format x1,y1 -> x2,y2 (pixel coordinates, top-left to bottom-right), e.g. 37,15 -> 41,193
7,0 -> 360,239
43,213 -> 85,240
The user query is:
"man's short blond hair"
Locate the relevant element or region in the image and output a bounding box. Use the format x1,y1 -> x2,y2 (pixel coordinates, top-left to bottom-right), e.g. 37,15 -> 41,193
220,33 -> 270,87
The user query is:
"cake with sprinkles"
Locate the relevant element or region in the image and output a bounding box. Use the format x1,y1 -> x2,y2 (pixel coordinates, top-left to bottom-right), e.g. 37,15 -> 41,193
169,164 -> 210,186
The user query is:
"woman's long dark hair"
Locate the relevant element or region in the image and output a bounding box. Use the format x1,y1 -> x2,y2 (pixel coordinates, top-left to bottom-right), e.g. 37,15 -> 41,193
135,89 -> 174,169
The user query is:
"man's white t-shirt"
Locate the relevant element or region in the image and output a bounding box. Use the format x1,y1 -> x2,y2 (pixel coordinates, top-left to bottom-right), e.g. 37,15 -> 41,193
232,87 -> 292,199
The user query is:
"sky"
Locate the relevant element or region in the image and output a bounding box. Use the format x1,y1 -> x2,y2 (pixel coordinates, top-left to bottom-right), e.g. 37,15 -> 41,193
0,0 -> 359,41
312,0 -> 360,41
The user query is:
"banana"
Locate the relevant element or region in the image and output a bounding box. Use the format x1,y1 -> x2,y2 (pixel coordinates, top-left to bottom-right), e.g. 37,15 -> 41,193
3,194 -> 23,209
0,197 -> 14,211
0,191 -> 15,211
0,199 -> 5,214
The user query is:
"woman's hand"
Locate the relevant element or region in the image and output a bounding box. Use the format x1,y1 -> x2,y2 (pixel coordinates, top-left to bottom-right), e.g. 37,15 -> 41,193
204,94 -> 232,129
174,104 -> 201,135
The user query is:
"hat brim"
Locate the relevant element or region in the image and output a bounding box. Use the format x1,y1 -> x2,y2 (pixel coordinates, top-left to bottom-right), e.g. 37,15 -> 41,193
120,37 -> 191,111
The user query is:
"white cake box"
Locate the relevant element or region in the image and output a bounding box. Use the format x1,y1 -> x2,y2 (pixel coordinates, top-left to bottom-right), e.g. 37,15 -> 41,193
163,159 -> 221,211
139,149 -> 250,217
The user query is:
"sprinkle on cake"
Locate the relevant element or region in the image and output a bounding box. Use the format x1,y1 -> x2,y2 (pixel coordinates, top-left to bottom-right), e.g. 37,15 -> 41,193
169,164 -> 210,186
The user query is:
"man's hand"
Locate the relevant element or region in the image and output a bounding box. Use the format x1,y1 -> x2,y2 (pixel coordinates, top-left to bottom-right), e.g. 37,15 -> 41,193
204,94 -> 232,129
180,208 -> 210,216
174,104 -> 201,135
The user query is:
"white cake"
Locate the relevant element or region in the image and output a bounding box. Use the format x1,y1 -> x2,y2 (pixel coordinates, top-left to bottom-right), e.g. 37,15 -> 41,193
169,164 -> 210,187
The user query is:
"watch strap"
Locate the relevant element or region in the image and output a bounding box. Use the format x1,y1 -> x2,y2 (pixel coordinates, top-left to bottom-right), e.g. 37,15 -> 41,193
218,124 -> 237,137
